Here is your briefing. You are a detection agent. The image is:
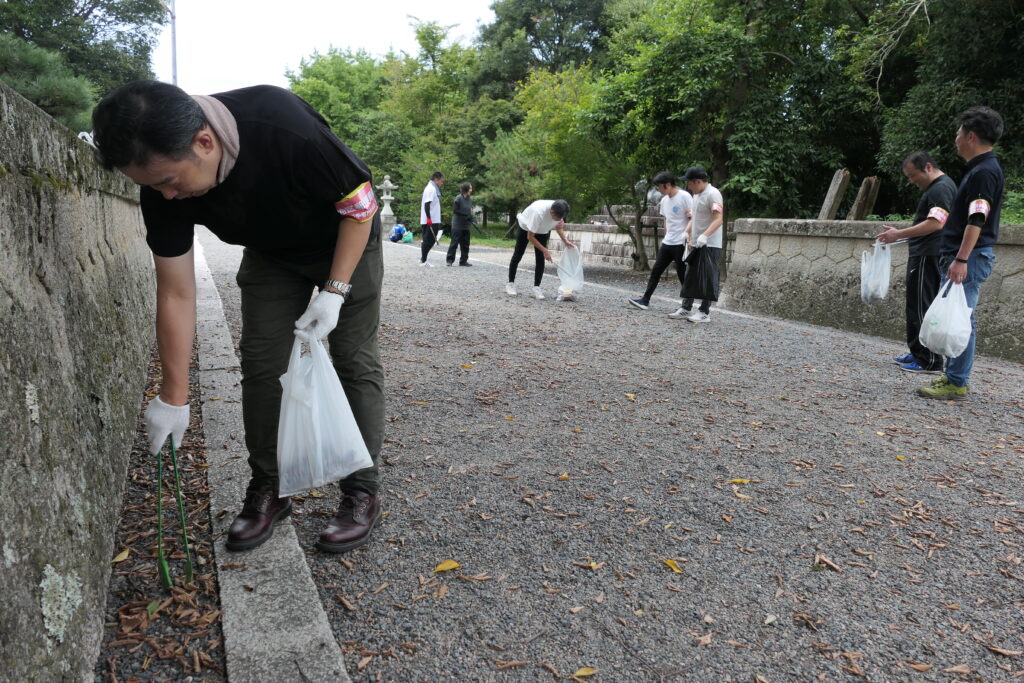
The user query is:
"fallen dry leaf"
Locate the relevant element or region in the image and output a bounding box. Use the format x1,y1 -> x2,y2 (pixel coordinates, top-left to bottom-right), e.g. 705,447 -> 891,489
663,559 -> 685,574
907,662 -> 932,672
943,664 -> 971,674
814,554 -> 843,573
695,632 -> 712,646
432,560 -> 461,573
112,548 -> 130,563
988,645 -> 1023,657
574,667 -> 599,677
334,595 -> 357,611
496,660 -> 527,670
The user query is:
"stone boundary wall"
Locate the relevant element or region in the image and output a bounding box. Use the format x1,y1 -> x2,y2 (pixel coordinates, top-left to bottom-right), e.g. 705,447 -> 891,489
0,83 -> 155,678
720,218 -> 1024,363
550,205 -> 666,269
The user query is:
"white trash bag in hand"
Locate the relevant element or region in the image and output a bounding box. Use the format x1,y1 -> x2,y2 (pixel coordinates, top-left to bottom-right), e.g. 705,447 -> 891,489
277,336 -> 373,497
919,281 -> 973,359
556,246 -> 584,301
860,241 -> 891,305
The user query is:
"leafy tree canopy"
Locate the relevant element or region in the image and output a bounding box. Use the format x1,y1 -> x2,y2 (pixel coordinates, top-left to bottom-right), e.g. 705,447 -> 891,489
0,0 -> 167,96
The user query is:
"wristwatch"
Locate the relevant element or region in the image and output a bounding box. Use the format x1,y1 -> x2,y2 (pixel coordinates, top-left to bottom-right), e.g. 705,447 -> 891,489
323,279 -> 352,297
954,257 -> 968,264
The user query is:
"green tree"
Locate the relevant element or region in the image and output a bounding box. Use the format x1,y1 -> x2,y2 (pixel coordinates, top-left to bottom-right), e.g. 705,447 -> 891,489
0,0 -> 167,95
513,66 -> 656,268
601,0 -> 875,217
849,0 -> 1024,202
478,129 -> 545,231
0,33 -> 94,130
286,48 -> 389,142
472,0 -> 613,100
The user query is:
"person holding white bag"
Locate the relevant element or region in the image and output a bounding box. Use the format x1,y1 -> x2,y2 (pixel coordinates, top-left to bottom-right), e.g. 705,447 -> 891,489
92,81 -> 386,554
875,151 -> 956,373
916,106 -> 1004,400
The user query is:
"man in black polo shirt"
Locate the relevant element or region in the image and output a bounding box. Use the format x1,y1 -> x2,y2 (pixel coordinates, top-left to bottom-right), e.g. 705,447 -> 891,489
917,106 -> 1004,400
92,81 -> 385,553
875,151 -> 956,373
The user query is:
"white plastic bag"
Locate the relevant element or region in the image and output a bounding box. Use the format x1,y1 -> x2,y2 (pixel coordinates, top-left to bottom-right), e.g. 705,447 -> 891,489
919,281 -> 973,358
277,337 -> 373,497
860,241 -> 891,305
556,246 -> 584,301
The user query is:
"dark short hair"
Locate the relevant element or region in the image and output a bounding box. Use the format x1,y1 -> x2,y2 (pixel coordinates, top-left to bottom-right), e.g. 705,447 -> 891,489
957,106 -> 1004,145
92,80 -> 206,170
902,151 -> 935,172
431,171 -> 445,181
551,199 -> 570,219
652,171 -> 676,186
460,181 -> 472,194
682,166 -> 709,182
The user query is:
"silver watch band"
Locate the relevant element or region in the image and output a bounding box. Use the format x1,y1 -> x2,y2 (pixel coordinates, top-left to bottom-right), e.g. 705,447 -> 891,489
323,279 -> 352,297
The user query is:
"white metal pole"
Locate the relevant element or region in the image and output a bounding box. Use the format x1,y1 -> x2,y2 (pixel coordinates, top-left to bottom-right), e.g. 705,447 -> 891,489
170,0 -> 177,86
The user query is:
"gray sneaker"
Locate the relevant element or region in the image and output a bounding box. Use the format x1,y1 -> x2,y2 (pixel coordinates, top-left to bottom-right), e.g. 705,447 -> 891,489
687,311 -> 710,323
668,306 -> 690,319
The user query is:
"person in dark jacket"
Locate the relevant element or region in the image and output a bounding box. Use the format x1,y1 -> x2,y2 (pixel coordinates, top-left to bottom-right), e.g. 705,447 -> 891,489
447,182 -> 474,266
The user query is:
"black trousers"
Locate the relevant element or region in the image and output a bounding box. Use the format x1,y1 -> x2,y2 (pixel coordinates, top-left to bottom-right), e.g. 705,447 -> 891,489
446,226 -> 471,264
420,224 -> 441,262
642,243 -> 687,302
508,227 -> 550,286
906,253 -> 944,370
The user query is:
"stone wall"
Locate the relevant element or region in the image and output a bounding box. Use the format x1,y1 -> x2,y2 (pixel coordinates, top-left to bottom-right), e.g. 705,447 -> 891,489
551,205 -> 665,269
0,83 -> 155,678
720,218 -> 1024,363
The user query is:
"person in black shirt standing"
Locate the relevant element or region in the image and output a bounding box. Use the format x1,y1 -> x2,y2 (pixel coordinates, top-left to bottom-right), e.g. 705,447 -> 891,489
447,182 -> 474,266
92,81 -> 386,554
875,151 -> 956,373
917,106 -> 1004,400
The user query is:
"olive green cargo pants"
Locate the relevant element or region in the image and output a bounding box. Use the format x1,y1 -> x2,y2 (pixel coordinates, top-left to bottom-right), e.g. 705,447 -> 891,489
235,226 -> 384,494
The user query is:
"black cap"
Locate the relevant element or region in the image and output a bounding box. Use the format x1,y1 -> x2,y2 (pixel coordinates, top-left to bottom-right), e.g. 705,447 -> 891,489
682,166 -> 709,182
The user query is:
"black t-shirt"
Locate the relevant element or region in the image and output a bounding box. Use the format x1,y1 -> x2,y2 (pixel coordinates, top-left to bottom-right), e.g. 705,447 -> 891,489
941,151 -> 1003,255
142,85 -> 376,264
909,174 -> 956,257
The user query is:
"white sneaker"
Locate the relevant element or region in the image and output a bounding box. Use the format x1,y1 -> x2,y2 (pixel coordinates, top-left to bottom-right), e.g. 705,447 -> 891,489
532,286 -> 545,300
668,307 -> 689,319
506,282 -> 518,296
687,311 -> 710,323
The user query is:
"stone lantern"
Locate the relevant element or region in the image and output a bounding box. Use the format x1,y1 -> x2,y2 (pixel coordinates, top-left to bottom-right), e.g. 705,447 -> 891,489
376,175 -> 398,230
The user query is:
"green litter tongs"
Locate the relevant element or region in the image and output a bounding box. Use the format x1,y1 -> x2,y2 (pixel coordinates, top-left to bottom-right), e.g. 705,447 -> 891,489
156,436 -> 194,588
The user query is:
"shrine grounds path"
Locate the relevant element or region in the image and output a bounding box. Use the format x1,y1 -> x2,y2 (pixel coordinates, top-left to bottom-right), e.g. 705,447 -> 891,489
198,229 -> 1024,682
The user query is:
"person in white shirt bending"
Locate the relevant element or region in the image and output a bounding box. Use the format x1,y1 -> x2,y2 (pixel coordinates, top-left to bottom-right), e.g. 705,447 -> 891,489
676,166 -> 724,322
629,171 -> 693,312
505,199 -> 576,299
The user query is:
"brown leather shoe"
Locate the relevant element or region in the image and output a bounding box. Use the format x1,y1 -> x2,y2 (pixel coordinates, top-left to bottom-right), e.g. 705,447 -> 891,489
316,490 -> 381,553
225,482 -> 292,551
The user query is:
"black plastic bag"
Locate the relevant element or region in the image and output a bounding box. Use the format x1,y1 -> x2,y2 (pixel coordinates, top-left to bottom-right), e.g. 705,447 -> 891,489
680,246 -> 719,301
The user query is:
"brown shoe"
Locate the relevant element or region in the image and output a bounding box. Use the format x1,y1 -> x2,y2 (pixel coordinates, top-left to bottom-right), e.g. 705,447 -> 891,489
316,490 -> 381,554
225,481 -> 292,551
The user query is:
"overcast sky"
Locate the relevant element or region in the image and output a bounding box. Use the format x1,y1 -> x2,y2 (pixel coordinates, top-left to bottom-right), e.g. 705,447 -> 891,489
151,0 -> 496,95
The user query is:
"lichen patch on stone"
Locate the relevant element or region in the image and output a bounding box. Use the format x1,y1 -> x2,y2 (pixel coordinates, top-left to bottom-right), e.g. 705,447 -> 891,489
39,564 -> 83,645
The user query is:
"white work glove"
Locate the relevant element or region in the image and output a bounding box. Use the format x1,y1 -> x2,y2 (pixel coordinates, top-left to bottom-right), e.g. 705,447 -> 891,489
696,233 -> 708,248
295,290 -> 343,341
145,396 -> 189,455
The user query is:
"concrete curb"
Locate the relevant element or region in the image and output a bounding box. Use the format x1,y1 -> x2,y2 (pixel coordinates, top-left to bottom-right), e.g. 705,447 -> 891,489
194,238 -> 350,683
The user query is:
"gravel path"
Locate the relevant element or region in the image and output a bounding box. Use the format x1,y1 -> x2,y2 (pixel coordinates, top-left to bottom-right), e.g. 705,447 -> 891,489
200,231 -> 1024,682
